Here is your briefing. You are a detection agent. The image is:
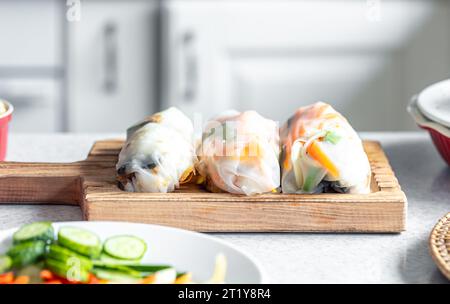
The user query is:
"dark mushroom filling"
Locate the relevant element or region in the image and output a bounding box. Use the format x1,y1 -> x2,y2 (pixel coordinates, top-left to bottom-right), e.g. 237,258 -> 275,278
317,180 -> 350,194
116,162 -> 159,191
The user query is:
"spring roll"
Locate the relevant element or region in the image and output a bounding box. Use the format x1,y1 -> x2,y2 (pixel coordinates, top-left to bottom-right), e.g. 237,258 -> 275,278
197,110 -> 280,195
116,107 -> 196,192
280,102 -> 371,194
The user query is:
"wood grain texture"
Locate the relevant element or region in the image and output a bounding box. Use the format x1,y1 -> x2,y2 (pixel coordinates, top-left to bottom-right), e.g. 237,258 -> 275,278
0,140 -> 407,233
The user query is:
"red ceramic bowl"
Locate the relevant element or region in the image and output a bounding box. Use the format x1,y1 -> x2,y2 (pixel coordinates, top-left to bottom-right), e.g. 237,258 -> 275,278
408,96 -> 450,166
423,126 -> 450,166
0,100 -> 13,161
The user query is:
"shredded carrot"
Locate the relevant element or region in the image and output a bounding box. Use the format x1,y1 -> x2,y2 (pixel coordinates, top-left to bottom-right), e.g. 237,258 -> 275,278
86,274 -> 108,284
13,276 -> 30,284
175,273 -> 192,284
44,280 -> 63,284
87,274 -> 107,284
307,140 -> 339,178
240,142 -> 261,161
0,272 -> 14,284
298,124 -> 306,137
40,269 -> 54,281
140,275 -> 156,284
87,274 -> 99,284
61,277 -> 83,284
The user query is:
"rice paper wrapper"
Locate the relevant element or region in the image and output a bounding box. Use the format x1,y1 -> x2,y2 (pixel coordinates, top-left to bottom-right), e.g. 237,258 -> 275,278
197,110 -> 280,195
280,102 -> 371,194
117,107 -> 196,193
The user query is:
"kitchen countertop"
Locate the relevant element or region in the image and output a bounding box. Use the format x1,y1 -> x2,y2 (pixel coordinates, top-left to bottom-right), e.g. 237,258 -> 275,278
0,132 -> 449,284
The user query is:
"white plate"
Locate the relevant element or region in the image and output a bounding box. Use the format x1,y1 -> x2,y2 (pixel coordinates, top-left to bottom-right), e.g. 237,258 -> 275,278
0,221 -> 264,283
417,79 -> 450,128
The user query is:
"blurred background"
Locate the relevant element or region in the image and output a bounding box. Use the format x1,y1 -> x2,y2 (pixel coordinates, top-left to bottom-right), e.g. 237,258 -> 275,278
1,0 -> 449,133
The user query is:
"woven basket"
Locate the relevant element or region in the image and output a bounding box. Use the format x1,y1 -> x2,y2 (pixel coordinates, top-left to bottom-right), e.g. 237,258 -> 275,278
429,213 -> 450,280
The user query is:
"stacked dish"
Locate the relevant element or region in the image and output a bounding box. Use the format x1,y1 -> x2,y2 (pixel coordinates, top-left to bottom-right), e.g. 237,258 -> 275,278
408,79 -> 450,166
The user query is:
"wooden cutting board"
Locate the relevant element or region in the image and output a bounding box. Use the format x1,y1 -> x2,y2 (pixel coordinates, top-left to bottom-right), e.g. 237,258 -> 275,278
0,140 -> 407,233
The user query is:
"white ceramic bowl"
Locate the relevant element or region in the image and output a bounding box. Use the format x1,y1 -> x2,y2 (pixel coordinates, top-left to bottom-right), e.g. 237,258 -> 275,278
0,221 -> 265,283
417,79 -> 450,128
408,81 -> 450,166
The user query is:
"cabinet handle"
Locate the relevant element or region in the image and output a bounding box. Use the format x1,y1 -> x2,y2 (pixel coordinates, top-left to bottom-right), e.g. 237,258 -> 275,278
181,31 -> 197,102
103,22 -> 118,94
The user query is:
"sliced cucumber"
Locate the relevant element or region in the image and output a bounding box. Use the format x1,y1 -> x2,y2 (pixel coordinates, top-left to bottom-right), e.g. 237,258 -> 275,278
92,263 -> 142,277
97,253 -> 142,265
0,255 -> 12,273
91,268 -> 140,283
7,241 -> 46,267
58,227 -> 102,258
47,244 -> 93,271
126,264 -> 172,276
46,258 -> 89,283
13,221 -> 54,244
103,235 -> 147,260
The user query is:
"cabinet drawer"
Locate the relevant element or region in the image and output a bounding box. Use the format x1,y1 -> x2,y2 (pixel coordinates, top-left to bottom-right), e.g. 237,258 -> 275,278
0,0 -> 62,67
0,78 -> 61,132
162,0 -> 450,131
67,0 -> 157,132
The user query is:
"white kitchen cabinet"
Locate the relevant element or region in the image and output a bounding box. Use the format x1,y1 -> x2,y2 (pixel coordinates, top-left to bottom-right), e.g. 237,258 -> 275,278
0,0 -> 63,132
1,78 -> 61,132
67,0 -> 158,132
0,0 -> 62,67
161,0 -> 450,131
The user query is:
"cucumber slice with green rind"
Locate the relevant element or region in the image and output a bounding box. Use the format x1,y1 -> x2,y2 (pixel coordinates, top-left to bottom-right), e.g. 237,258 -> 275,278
45,258 -> 89,283
58,227 -> 102,258
98,253 -> 142,265
91,268 -> 140,283
103,235 -> 147,260
0,255 -> 12,273
127,264 -> 172,276
92,261 -> 171,278
47,244 -> 93,271
13,222 -> 54,244
7,241 -> 46,267
92,262 -> 142,277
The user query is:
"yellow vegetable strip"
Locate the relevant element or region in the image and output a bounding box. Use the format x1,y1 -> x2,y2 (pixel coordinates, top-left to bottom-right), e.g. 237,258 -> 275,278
175,273 -> 192,284
179,166 -> 195,184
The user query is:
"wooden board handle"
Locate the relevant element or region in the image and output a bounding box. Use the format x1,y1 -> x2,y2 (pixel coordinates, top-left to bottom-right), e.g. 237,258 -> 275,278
0,162 -> 84,205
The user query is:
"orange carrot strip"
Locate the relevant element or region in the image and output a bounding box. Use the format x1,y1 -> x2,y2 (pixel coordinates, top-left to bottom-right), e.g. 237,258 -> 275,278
40,269 -> 54,281
175,273 -> 192,284
140,275 -> 156,284
13,276 -> 30,284
307,140 -> 339,178
88,274 -> 99,284
0,272 -> 14,284
87,274 -> 108,284
45,280 -> 63,284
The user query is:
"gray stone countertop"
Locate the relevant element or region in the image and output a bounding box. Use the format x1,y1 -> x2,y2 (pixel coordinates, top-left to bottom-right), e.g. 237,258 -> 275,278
0,132 -> 449,283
